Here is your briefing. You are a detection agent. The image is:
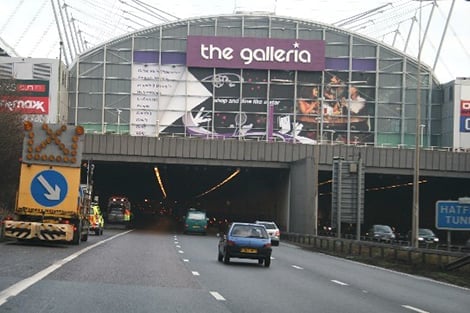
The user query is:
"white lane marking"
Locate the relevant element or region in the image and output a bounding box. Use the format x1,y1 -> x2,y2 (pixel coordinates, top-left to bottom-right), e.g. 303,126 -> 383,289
331,280 -> 349,286
182,259 -> 189,262
292,265 -> 303,270
210,291 -> 226,301
176,245 -> 181,248
0,230 -> 133,306
178,250 -> 184,254
402,305 -> 430,313
191,271 -> 200,276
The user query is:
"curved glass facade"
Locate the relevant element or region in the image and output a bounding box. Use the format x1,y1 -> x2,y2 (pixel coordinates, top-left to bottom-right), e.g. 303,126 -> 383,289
68,14 -> 442,147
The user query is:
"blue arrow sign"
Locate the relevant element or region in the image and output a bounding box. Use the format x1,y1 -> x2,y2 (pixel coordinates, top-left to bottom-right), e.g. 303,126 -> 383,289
31,170 -> 68,207
436,201 -> 470,230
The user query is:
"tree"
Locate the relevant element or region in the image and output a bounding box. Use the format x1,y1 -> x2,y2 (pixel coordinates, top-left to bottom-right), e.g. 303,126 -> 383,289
0,79 -> 23,213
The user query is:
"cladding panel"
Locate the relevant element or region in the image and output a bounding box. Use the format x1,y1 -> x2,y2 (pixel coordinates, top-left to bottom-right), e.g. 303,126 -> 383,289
83,134 -> 470,177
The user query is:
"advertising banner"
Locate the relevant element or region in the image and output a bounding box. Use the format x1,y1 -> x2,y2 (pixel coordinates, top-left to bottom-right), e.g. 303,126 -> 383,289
0,79 -> 49,114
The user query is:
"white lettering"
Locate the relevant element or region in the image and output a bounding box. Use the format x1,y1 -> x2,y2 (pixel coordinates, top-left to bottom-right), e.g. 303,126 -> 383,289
200,44 -> 233,60
445,216 -> 470,225
239,46 -> 311,65
0,100 -> 45,112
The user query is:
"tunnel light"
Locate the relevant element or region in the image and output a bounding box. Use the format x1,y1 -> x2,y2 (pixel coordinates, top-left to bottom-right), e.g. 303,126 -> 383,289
154,166 -> 167,199
196,168 -> 240,198
319,179 -> 428,196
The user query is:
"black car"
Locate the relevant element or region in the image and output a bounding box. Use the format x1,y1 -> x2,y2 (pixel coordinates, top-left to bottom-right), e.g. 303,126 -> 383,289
366,224 -> 396,242
407,228 -> 439,245
218,222 -> 272,267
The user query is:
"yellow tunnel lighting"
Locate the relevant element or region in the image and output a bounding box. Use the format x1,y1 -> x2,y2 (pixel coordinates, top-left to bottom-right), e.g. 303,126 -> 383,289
154,166 -> 167,199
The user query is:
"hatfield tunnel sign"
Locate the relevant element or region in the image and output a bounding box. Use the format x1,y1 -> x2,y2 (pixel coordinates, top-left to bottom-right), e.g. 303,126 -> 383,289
186,36 -> 325,71
435,199 -> 470,230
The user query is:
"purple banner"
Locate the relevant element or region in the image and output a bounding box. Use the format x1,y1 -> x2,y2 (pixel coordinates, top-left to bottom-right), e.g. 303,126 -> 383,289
134,51 -> 186,64
187,36 -> 325,71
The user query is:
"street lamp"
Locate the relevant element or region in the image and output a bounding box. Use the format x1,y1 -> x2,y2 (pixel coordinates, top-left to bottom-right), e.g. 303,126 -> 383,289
116,109 -> 122,134
412,0 -> 425,249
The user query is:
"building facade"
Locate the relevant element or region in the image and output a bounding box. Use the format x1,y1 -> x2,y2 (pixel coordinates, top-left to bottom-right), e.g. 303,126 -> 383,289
4,14 -> 469,150
0,57 -> 68,124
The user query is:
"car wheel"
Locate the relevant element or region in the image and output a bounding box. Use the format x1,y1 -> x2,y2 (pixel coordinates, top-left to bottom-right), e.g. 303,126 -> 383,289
223,252 -> 230,264
218,251 -> 223,262
95,229 -> 100,236
258,258 -> 264,265
264,257 -> 271,267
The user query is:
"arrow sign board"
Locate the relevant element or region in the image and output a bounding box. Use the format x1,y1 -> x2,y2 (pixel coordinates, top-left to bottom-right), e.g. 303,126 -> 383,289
17,164 -> 80,214
31,170 -> 67,206
435,200 -> 470,230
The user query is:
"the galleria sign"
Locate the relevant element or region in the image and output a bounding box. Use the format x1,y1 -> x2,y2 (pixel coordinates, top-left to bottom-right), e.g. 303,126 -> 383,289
187,36 -> 325,71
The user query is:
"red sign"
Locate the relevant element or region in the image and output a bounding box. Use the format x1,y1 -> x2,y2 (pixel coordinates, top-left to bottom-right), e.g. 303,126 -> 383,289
0,96 -> 49,114
461,100 -> 470,116
17,84 -> 47,92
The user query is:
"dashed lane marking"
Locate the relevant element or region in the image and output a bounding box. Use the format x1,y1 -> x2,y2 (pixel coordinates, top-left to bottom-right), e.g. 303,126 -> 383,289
402,305 -> 430,313
210,291 -> 226,301
331,280 -> 349,286
291,265 -> 303,270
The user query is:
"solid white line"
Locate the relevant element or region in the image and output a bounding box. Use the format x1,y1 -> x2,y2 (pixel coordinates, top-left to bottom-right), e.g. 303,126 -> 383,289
191,271 -> 200,276
402,305 -> 430,313
291,265 -> 303,270
331,280 -> 349,286
0,230 -> 133,306
210,291 -> 226,301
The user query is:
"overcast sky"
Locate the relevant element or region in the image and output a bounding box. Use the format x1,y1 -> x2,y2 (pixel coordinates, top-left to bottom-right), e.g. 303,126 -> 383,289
0,0 -> 469,83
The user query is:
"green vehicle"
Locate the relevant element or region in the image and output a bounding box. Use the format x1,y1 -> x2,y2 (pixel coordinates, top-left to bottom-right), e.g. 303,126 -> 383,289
184,209 -> 208,235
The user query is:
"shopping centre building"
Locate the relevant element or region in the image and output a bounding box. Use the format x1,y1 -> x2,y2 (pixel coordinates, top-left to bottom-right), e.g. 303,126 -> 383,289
1,13 -> 469,150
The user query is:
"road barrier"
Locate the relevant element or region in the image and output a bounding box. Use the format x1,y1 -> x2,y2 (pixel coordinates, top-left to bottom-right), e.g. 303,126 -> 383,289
282,232 -> 470,273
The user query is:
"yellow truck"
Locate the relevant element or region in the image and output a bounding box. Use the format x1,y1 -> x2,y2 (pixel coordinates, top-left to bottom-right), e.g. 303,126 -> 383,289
3,121 -> 90,244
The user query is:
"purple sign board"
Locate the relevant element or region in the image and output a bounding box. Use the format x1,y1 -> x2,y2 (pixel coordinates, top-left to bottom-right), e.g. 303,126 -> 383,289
187,36 -> 325,71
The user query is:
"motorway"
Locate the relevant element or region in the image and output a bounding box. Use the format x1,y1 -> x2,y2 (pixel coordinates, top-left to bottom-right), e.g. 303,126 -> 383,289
0,216 -> 468,313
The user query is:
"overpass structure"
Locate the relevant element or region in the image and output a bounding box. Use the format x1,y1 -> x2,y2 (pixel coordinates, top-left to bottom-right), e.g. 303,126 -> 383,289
83,134 -> 470,234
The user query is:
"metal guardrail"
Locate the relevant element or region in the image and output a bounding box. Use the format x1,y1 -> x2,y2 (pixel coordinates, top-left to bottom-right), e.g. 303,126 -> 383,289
282,232 -> 470,271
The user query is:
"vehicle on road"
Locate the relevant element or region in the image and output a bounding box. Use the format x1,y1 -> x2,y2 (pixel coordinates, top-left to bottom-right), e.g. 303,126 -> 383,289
3,122 -> 89,245
107,196 -> 132,227
366,224 -> 396,242
255,220 -> 280,246
218,222 -> 272,267
184,208 -> 208,235
407,228 -> 439,245
88,203 -> 104,235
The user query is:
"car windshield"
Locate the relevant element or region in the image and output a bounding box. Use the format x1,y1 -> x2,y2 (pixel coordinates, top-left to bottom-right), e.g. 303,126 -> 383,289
188,212 -> 206,220
375,225 -> 392,233
257,222 -> 277,230
231,225 -> 269,239
419,229 -> 435,236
